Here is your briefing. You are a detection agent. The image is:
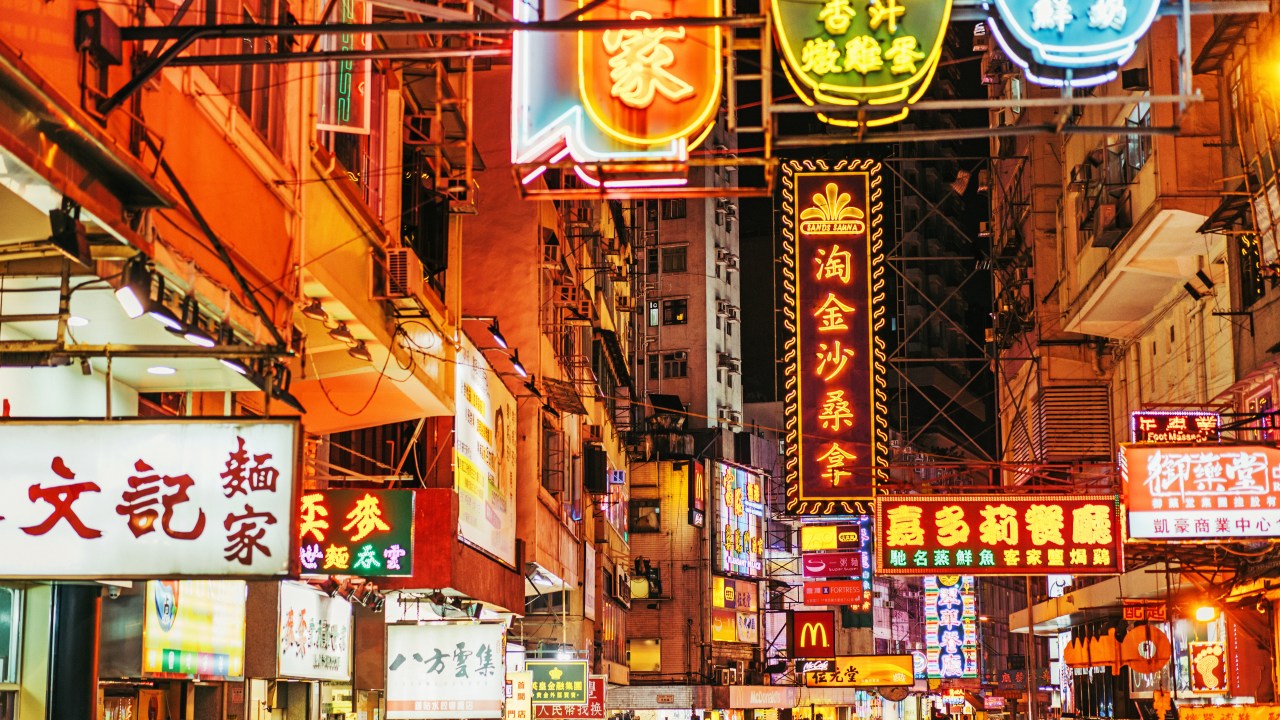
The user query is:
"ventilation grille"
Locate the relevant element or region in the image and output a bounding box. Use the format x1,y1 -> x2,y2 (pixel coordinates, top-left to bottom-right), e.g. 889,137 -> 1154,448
1035,385 -> 1112,462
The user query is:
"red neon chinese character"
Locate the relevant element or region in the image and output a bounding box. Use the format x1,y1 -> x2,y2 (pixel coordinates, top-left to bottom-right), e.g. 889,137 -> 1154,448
22,456 -> 102,539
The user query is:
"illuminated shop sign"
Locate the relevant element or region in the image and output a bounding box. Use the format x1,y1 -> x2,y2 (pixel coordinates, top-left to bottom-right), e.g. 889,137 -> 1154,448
1131,411 -> 1219,443
983,0 -> 1159,87
925,575 -> 976,680
788,610 -> 836,658
535,676 -> 607,719
712,576 -> 760,644
782,161 -> 887,516
802,551 -> 862,578
773,0 -> 951,126
1188,641 -> 1228,694
142,580 -> 246,679
1122,444 -> 1280,541
0,420 -> 297,578
875,495 -> 1123,575
317,0 -> 372,133
804,654 -> 913,687
277,581 -> 352,681
386,623 -> 506,719
802,580 -> 865,607
713,462 -> 765,577
797,518 -> 873,610
528,661 -> 590,705
456,335 -> 518,566
512,0 -> 721,189
298,489 -> 414,576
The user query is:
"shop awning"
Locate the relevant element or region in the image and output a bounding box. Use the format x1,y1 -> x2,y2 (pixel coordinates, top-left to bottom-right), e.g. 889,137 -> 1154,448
1009,563 -> 1189,635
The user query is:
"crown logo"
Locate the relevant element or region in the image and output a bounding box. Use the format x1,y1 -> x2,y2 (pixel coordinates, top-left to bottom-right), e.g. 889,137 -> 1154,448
549,667 -> 564,680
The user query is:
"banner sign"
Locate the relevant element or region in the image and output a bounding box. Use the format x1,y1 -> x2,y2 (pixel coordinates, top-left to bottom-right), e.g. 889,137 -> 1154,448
804,655 -> 913,687
142,580 -> 246,679
788,610 -> 836,659
1188,641 -> 1228,693
926,576 -> 977,680
535,676 -> 606,719
782,161 -> 887,516
714,462 -> 765,577
802,551 -> 862,578
773,0 -> 951,126
1131,411 -> 1219,443
298,489 -> 413,576
528,661 -> 589,705
803,580 -> 865,607
506,672 -> 533,720
456,335 -> 518,566
386,623 -> 506,719
1121,599 -> 1167,622
0,420 -> 298,578
277,581 -> 352,681
875,495 -> 1123,574
1122,444 -> 1280,540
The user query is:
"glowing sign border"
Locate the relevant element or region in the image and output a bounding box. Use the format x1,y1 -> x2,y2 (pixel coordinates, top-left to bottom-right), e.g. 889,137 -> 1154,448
781,159 -> 888,516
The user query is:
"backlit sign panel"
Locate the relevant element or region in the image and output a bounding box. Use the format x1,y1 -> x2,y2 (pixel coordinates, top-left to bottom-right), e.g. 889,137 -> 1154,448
1189,641 -> 1228,694
713,462 -> 765,577
386,623 -> 506,719
925,576 -> 976,680
0,419 -> 298,578
713,576 -> 759,644
804,655 -> 913,687
875,495 -> 1123,575
788,610 -> 836,658
298,489 -> 414,576
535,676 -> 606,719
317,0 -> 372,133
802,580 -> 865,607
456,335 -> 518,566
512,0 -> 721,189
277,581 -> 352,681
1121,444 -> 1280,541
782,161 -> 886,516
142,580 -> 246,679
528,661 -> 590,705
1131,411 -> 1219,443
773,0 -> 951,126
802,551 -> 862,578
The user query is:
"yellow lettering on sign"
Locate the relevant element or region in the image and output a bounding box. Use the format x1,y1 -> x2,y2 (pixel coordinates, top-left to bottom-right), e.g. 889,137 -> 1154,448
601,11 -> 694,109
884,36 -> 925,74
885,505 -> 924,546
935,505 -> 970,547
843,36 -> 884,74
802,525 -> 838,551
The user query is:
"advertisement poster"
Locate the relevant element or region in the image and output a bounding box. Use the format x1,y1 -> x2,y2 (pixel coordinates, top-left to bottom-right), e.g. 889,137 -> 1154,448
386,623 -> 506,719
298,489 -> 414,576
506,672 -> 532,720
456,335 -> 518,566
713,462 -> 765,578
277,581 -> 352,681
142,580 -> 246,679
712,576 -> 759,644
0,420 -> 298,578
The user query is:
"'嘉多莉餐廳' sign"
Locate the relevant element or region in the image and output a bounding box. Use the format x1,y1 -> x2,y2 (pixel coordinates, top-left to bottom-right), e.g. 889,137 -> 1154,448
874,495 -> 1123,574
0,419 -> 298,578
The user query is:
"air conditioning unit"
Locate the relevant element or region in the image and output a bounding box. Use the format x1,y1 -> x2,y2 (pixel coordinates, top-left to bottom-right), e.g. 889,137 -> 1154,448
585,424 -> 603,443
554,281 -> 581,306
725,305 -> 740,322
1069,162 -> 1096,189
715,247 -> 729,265
716,300 -> 731,317
576,294 -> 594,319
383,247 -> 426,299
717,667 -> 738,686
717,353 -> 736,369
724,254 -> 740,271
1092,192 -> 1132,248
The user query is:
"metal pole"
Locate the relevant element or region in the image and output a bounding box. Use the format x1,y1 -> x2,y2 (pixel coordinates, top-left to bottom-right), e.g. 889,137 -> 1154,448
1025,578 -> 1037,720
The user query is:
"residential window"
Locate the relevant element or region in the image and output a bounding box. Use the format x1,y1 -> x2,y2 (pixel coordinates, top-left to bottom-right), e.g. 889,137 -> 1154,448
1239,233 -> 1266,307
661,246 -> 688,273
662,298 -> 688,325
192,0 -> 288,153
630,498 -> 661,533
661,199 -> 686,220
662,352 -> 688,379
646,248 -> 659,275
648,300 -> 660,327
628,638 -> 661,672
646,352 -> 660,381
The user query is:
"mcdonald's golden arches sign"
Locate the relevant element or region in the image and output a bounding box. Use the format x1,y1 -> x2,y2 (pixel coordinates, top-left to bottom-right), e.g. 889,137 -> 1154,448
788,610 -> 836,658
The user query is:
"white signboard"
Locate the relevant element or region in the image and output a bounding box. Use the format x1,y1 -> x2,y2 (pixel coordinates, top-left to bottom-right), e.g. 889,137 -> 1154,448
277,581 -> 352,681
387,623 -> 506,719
0,420 -> 298,578
455,335 -> 518,566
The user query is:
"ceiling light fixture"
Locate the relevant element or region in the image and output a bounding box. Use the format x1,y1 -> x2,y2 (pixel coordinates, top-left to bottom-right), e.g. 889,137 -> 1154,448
147,366 -> 177,376
67,315 -> 90,328
146,278 -> 184,332
348,341 -> 373,362
329,322 -> 357,345
301,298 -> 329,322
220,358 -> 249,375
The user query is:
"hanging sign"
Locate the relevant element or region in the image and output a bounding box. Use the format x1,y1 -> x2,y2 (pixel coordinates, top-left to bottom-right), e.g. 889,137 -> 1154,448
773,0 -> 951,126
528,661 -> 590,705
0,419 -> 298,579
535,676 -> 607,719
803,580 -> 865,607
506,672 -> 533,720
317,0 -> 373,133
298,489 -> 414,576
983,0 -> 1160,87
142,580 -> 246,680
804,655 -> 914,687
713,461 -> 765,577
1188,641 -> 1228,694
512,0 -> 722,189
788,610 -> 837,658
782,160 -> 887,516
456,334 -> 518,566
386,623 -> 506,719
802,551 -> 863,578
1131,411 -> 1219,443
926,575 -> 977,680
1121,599 -> 1167,622
277,581 -> 352,681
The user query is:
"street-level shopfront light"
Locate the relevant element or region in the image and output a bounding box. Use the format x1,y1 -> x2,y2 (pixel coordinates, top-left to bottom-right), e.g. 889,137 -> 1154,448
348,341 -> 373,362
301,298 -> 328,322
114,255 -> 153,319
330,322 -> 357,346
1195,605 -> 1218,622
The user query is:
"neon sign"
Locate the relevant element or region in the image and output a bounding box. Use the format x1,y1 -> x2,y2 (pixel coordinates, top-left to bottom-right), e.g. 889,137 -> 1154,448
983,0 -> 1159,87
925,575 -> 976,680
875,495 -> 1123,575
773,0 -> 951,126
1131,410 -> 1219,443
512,0 -> 721,189
781,160 -> 887,515
297,489 -> 414,576
713,462 -> 765,577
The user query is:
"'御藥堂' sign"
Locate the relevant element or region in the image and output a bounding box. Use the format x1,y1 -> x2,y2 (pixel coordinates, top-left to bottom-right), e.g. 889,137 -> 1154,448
0,419 -> 298,578
782,160 -> 887,516
297,489 -> 414,576
874,495 -> 1123,574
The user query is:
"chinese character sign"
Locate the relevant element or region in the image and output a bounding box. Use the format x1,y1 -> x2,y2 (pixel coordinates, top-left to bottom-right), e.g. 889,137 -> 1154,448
316,0 -> 372,133
456,334 -> 518,566
1131,411 -> 1219,443
277,581 -> 352,681
782,161 -> 886,516
506,672 -> 533,720
1121,444 -> 1280,541
297,489 -> 413,577
874,495 -> 1123,575
713,462 -> 765,577
804,654 -> 914,687
142,580 -> 246,679
386,623 -> 506,719
511,0 -> 721,187
528,661 -> 590,705
773,0 -> 951,126
535,676 -> 607,720
925,576 -> 976,680
0,420 -> 297,578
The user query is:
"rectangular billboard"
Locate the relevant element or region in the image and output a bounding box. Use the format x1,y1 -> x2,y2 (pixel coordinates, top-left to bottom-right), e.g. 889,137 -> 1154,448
925,576 -> 977,680
277,581 -> 352,681
802,581 -> 865,607
535,676 -> 606,719
528,661 -> 589,705
713,462 -> 765,578
0,419 -> 298,578
788,610 -> 836,659
298,489 -> 414,576
802,551 -> 862,578
1122,444 -> 1280,540
875,495 -> 1123,574
781,161 -> 887,516
456,335 -> 518,566
142,580 -> 246,679
386,623 -> 506,719
804,655 -> 913,687
712,576 -> 759,644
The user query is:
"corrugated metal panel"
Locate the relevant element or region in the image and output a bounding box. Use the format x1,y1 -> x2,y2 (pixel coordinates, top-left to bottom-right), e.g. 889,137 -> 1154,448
1036,385 -> 1112,462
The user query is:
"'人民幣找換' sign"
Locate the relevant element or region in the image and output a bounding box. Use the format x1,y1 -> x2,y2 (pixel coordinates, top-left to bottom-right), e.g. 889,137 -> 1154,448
534,676 -> 607,719
782,161 -> 887,517
297,489 -> 414,576
1122,444 -> 1280,541
874,495 -> 1123,574
0,419 -> 297,579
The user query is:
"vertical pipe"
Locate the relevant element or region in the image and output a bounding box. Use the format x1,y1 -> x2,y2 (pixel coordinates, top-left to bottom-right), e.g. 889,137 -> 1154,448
1025,577 -> 1038,720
